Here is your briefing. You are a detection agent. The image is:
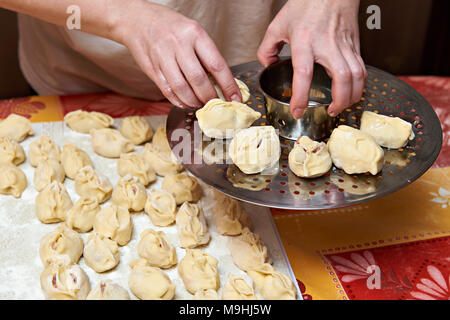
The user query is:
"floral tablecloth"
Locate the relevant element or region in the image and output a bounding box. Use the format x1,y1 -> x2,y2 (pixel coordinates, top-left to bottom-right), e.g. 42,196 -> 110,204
1,76 -> 448,300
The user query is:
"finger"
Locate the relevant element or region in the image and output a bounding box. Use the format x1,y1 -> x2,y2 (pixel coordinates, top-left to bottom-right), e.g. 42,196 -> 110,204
290,44 -> 314,119
153,67 -> 190,109
257,25 -> 283,67
340,45 -> 365,105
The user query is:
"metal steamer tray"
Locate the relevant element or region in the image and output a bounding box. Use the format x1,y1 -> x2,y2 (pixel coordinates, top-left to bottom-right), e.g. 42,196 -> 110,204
166,61 -> 442,210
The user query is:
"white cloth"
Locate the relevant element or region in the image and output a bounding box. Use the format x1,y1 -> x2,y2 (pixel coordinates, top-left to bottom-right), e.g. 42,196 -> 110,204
18,0 -> 286,100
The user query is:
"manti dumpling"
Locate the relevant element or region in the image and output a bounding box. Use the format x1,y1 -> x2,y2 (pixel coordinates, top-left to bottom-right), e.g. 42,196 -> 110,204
328,125 -> 384,175
288,136 -> 332,178
64,110 -> 113,133
145,189 -> 177,226
61,142 -> 93,179
195,98 -> 261,139
65,196 -> 100,233
247,264 -> 297,300
128,259 -> 175,300
228,227 -> 271,271
35,181 -> 72,223
152,126 -> 171,152
176,202 -> 210,248
84,232 -> 120,273
90,128 -> 134,158
142,142 -> 183,177
138,229 -> 177,269
111,175 -> 147,212
161,172 -> 202,205
229,126 -> 281,174
74,166 -> 112,204
28,134 -> 61,167
93,205 -> 132,246
213,77 -> 250,103
39,224 -> 83,266
222,275 -> 258,300
120,116 -> 153,145
0,114 -> 33,142
40,255 -> 90,300
360,111 -> 415,149
33,158 -> 65,192
0,136 -> 25,165
117,152 -> 156,186
193,289 -> 219,300
212,194 -> 251,236
178,249 -> 219,294
0,164 -> 27,198
86,280 -> 130,300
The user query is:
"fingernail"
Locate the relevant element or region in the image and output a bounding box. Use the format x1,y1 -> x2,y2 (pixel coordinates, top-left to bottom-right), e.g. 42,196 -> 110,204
293,108 -> 304,119
328,110 -> 337,117
231,94 -> 241,102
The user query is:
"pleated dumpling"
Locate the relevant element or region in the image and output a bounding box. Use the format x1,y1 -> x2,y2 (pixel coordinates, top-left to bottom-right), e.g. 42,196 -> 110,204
161,173 -> 202,205
33,158 -> 65,192
66,196 -> 100,233
86,281 -> 130,300
0,164 -> 27,198
39,224 -> 83,266
90,128 -> 134,158
117,152 -> 156,186
142,143 -> 183,177
222,275 -> 258,300
119,116 -> 153,145
64,110 -> 113,133
196,99 -> 260,139
138,229 -> 177,269
178,250 -> 219,294
84,232 -> 120,273
74,166 -> 112,204
28,134 -> 61,167
0,136 -> 26,165
213,77 -> 250,103
0,114 -> 33,142
144,189 -> 177,226
35,181 -> 72,223
247,264 -> 297,300
288,136 -> 332,178
61,142 -> 93,179
93,205 -> 132,246
111,175 -> 147,212
212,193 -> 251,236
152,126 -> 171,152
193,289 -> 219,300
176,202 -> 210,248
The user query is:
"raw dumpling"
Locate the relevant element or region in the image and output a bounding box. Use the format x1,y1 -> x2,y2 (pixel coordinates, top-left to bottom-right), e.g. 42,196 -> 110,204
328,125 -> 384,175
64,110 -> 113,133
117,152 -> 156,186
128,259 -> 175,300
145,189 -> 177,226
360,111 -> 415,149
61,142 -> 93,179
195,99 -> 261,139
222,275 -> 258,300
247,263 -> 297,300
0,114 -> 33,142
178,249 -> 219,294
93,205 -> 132,246
176,202 -> 210,248
90,128 -> 134,158
212,194 -> 251,236
193,289 -> 219,300
120,116 -> 153,145
152,126 -> 171,152
35,181 -> 72,223
161,173 -> 202,205
33,158 -> 65,192
229,126 -> 281,174
28,133 -> 61,167
0,164 -> 27,198
138,229 -> 177,268
111,175 -> 147,212
229,227 -> 271,271
142,143 -> 183,177
0,136 -> 25,165
40,255 -> 90,300
66,196 -> 100,233
288,136 -> 332,178
86,280 -> 130,300
84,232 -> 120,273
74,166 -> 112,204
39,225 -> 83,266
214,78 -> 250,103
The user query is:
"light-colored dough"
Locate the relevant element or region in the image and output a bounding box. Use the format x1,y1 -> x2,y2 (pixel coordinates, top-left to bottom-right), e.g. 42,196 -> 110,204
120,116 -> 153,145
64,110 -> 113,133
93,204 -> 132,246
214,78 -> 250,103
178,249 -> 219,294
195,98 -> 260,139
229,126 -> 280,174
84,232 -> 120,273
212,194 -> 251,236
39,224 -> 83,266
0,136 -> 26,165
111,175 -> 147,212
328,125 -> 384,175
360,111 -> 415,149
33,158 -> 65,192
138,229 -> 177,269
35,181 -> 72,223
152,126 -> 171,152
229,227 -> 271,271
74,166 -> 112,204
90,128 -> 134,158
0,114 -> 33,142
61,142 -> 93,179
193,289 -> 219,300
288,136 -> 332,178
142,142 -> 183,177
86,280 -> 130,300
222,275 -> 258,300
65,196 -> 100,233
128,259 -> 175,300
176,202 -> 210,248
117,152 -> 156,186
247,263 -> 297,300
0,164 -> 27,198
145,189 -> 177,226
28,133 -> 61,167
161,173 -> 202,205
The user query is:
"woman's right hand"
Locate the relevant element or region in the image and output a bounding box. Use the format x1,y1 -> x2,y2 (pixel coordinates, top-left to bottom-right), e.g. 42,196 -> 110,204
113,1 -> 241,108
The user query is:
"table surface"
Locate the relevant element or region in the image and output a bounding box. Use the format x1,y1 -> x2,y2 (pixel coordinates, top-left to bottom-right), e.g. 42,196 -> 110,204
0,75 -> 448,300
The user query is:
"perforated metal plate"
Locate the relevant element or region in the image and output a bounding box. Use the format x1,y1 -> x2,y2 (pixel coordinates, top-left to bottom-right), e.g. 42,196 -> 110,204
166,60 -> 442,210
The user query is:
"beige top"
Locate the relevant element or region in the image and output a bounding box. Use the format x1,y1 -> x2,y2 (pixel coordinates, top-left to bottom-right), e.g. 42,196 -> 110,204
18,0 -> 285,100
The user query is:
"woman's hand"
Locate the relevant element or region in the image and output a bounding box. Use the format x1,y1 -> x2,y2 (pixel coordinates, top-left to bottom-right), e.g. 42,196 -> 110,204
114,1 -> 241,108
257,0 -> 367,118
